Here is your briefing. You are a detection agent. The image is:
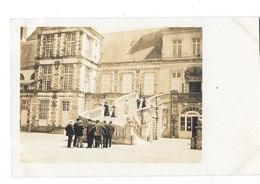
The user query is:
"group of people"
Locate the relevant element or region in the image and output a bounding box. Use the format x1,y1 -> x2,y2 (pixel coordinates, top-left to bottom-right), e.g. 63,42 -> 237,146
103,102 -> 116,117
103,97 -> 147,117
65,118 -> 115,149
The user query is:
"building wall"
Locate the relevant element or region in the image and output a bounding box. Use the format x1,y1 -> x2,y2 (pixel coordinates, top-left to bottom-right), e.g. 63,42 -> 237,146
22,27 -> 103,128
162,29 -> 202,59
96,61 -> 202,96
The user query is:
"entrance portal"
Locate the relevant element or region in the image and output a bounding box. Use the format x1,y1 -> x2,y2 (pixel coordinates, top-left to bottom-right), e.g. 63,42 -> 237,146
179,106 -> 202,139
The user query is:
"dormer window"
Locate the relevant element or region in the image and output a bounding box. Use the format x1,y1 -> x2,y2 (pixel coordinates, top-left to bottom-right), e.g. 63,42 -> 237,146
193,38 -> 201,55
173,40 -> 182,56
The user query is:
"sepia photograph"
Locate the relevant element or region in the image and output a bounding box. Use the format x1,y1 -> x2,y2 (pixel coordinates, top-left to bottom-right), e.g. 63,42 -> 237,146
11,17 -> 260,177
19,26 -> 202,164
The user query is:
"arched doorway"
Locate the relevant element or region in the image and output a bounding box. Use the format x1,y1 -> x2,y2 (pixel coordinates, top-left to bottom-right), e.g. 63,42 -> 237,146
179,106 -> 202,138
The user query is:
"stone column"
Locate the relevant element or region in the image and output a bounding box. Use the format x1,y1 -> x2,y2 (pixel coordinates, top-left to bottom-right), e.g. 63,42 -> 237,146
196,118 -> 202,150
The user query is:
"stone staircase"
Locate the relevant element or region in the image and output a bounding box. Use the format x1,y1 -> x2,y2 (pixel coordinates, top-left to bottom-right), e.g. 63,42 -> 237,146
80,92 -> 168,145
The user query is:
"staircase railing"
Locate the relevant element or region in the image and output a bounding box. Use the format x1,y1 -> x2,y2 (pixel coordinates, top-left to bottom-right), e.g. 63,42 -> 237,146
131,93 -> 169,141
82,92 -> 139,120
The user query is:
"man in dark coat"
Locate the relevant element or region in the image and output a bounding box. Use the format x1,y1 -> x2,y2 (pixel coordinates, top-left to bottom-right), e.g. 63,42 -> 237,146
94,120 -> 102,148
76,120 -> 84,148
73,118 -> 80,147
108,121 -> 115,147
141,97 -> 146,108
102,121 -> 110,148
86,119 -> 96,148
65,120 -> 74,148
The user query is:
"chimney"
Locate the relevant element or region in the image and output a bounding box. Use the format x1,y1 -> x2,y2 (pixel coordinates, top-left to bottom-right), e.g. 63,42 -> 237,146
20,27 -> 28,41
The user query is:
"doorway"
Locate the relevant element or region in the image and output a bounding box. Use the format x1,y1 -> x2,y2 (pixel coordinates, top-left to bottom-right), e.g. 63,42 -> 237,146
189,82 -> 201,93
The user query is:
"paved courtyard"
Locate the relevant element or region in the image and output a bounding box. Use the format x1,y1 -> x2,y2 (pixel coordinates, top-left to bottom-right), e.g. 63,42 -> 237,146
20,132 -> 201,163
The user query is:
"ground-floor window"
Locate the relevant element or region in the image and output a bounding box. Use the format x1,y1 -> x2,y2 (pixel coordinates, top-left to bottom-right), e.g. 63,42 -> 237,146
39,100 -> 49,119
180,116 -> 192,131
62,101 -> 70,111
179,116 -> 198,132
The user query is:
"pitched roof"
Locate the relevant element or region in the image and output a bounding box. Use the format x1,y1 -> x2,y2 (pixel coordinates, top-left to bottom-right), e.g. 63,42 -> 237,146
26,28 -> 41,41
20,40 -> 37,69
100,28 -> 162,63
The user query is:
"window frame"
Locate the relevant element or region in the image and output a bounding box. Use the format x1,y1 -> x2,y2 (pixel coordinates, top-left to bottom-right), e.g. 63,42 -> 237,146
192,38 -> 201,55
101,74 -> 111,93
42,65 -> 52,91
63,64 -> 73,91
62,101 -> 70,111
65,32 -> 76,56
173,40 -> 182,56
44,35 -> 54,58
39,100 -> 49,119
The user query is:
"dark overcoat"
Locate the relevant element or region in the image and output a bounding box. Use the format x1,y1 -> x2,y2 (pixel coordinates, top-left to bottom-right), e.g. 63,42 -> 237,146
65,124 -> 74,136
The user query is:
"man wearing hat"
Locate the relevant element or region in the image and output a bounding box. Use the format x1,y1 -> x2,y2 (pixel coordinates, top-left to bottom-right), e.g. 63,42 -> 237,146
73,118 -> 80,147
75,119 -> 84,148
65,120 -> 74,148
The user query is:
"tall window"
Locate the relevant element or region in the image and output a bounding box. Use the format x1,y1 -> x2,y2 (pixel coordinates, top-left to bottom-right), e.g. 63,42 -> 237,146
62,101 -> 70,111
87,36 -> 93,58
143,73 -> 155,95
39,100 -> 49,119
193,38 -> 201,55
85,68 -> 90,92
42,66 -> 52,91
101,74 -> 111,93
173,40 -> 182,56
44,35 -> 54,57
21,100 -> 29,110
180,116 -> 198,132
171,69 -> 182,93
122,73 -> 133,93
180,117 -> 185,131
65,33 -> 76,56
63,65 -> 73,91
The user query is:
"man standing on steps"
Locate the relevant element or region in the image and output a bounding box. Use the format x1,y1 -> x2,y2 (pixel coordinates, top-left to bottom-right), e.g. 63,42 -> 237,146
142,97 -> 146,108
136,97 -> 141,109
73,118 -> 80,147
108,121 -> 115,147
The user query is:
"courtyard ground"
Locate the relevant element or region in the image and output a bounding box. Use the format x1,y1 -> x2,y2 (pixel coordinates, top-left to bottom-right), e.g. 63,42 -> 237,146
20,132 -> 201,163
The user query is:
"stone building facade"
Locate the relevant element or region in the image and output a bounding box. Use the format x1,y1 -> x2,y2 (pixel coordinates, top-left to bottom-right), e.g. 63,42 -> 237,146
20,27 -> 202,139
20,27 -> 103,129
95,28 -> 202,139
